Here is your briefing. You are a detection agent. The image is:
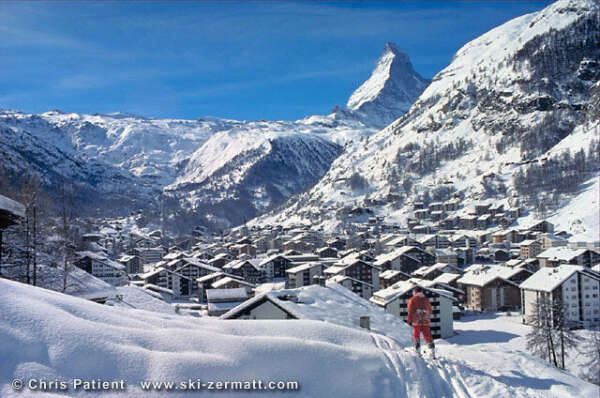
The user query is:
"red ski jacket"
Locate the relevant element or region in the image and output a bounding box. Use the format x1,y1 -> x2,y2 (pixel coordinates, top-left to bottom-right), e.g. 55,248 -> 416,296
407,292 -> 432,326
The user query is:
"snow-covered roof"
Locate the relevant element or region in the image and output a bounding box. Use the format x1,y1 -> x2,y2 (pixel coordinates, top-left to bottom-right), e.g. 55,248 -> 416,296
457,265 -> 520,288
222,283 -> 411,341
0,193 -> 25,218
379,269 -> 406,279
206,287 -> 250,301
432,272 -> 462,284
140,267 -> 164,280
211,277 -> 254,289
107,286 -> 175,314
519,265 -> 587,292
286,262 -> 323,274
371,280 -> 418,304
118,254 -> 136,262
327,274 -> 373,288
537,247 -> 589,261
143,283 -> 174,296
76,251 -> 125,271
374,246 -> 420,266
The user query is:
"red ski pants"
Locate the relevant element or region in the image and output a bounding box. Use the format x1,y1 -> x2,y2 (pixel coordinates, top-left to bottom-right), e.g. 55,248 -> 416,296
413,324 -> 433,343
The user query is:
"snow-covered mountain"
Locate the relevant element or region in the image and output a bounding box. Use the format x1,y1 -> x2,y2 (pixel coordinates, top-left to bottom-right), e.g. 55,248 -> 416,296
264,0 -> 600,235
345,42 -> 430,128
0,42 -> 430,229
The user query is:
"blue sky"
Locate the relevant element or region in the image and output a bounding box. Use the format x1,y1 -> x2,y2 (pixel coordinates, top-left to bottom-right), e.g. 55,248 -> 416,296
0,1 -> 551,121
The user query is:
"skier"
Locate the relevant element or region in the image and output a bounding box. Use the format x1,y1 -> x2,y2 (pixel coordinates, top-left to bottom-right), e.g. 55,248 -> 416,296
407,286 -> 435,358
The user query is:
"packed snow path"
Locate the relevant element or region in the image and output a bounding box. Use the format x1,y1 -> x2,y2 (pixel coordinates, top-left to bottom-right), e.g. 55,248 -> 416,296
369,325 -> 599,398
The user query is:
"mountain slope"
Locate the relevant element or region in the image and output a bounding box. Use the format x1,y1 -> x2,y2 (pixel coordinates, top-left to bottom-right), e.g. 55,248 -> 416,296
264,0 -> 600,232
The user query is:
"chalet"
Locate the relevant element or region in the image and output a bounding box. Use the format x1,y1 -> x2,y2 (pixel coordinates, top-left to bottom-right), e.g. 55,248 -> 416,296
492,232 -> 508,244
526,220 -> 554,234
385,235 -> 422,250
417,234 -> 451,249
0,194 -> 25,273
315,246 -> 338,258
475,203 -> 492,216
163,251 -> 187,262
286,262 -> 324,289
451,234 -> 477,248
134,247 -> 165,265
168,257 -> 221,282
206,288 -> 251,317
254,236 -> 270,253
540,235 -> 568,250
414,209 -> 429,220
520,265 -> 600,328
454,247 -> 476,266
211,276 -> 255,293
370,280 -> 455,339
374,247 -> 422,274
476,214 -> 491,229
327,274 -> 374,299
73,251 -> 128,286
0,194 -> 25,230
259,255 -> 293,279
434,248 -> 458,265
432,272 -> 462,289
413,263 -> 461,281
118,254 -> 142,274
519,240 -> 542,259
413,201 -> 425,210
222,259 -> 263,284
139,267 -> 163,286
165,269 -> 195,297
197,272 -> 229,301
140,266 -> 196,297
229,243 -> 257,258
283,237 -> 313,253
492,248 -> 511,263
457,266 -> 521,312
326,237 -> 346,251
537,247 -> 600,268
208,252 -> 234,268
379,269 -> 410,289
325,256 -> 380,292
429,202 -> 445,212
444,199 -> 459,212
489,203 -> 504,216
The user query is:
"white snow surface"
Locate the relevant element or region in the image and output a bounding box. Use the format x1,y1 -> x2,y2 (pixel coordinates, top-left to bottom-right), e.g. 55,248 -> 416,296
1,279 -> 597,397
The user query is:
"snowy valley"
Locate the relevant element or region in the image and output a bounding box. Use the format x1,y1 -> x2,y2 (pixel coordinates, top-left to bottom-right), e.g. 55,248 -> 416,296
1,0 -> 600,397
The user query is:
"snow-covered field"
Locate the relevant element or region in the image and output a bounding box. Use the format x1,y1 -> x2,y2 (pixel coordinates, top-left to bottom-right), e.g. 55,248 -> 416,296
443,313 -> 599,394
1,279 -> 597,397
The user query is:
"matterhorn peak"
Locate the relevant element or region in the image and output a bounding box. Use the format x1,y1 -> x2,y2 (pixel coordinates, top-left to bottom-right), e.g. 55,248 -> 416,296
345,43 -> 429,128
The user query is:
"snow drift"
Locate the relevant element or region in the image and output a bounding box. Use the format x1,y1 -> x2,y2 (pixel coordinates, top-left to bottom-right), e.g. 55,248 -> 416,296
0,279 -> 597,397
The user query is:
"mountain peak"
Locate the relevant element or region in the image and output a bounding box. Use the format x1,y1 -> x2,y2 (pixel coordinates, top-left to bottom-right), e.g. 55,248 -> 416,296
345,43 -> 429,128
382,42 -> 409,61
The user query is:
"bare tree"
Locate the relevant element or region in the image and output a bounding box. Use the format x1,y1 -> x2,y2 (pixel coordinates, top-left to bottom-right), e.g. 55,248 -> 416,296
59,183 -> 75,292
551,297 -> 579,370
526,295 -> 558,367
